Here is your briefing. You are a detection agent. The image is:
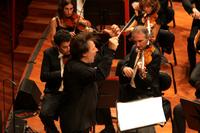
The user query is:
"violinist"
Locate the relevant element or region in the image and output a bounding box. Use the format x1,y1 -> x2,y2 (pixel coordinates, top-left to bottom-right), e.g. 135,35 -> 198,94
131,0 -> 174,30
116,25 -> 161,133
49,0 -> 91,43
125,0 -> 161,42
125,0 -> 175,55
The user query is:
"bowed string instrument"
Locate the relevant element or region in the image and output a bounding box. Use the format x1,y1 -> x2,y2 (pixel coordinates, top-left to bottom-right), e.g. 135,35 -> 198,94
138,11 -> 158,71
130,43 -> 155,88
62,0 -> 92,33
72,0 -> 94,33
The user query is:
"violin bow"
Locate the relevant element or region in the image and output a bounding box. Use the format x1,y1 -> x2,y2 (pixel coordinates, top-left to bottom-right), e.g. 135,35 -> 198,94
73,0 -> 86,32
117,14 -> 135,38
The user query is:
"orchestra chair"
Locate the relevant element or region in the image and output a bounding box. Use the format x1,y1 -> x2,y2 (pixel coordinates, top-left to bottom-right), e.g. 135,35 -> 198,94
159,27 -> 177,93
161,39 -> 177,66
144,72 -> 175,132
161,55 -> 177,94
165,0 -> 177,64
159,71 -> 174,129
168,0 -> 176,28
158,28 -> 177,66
159,0 -> 177,66
164,0 -> 177,66
91,76 -> 119,133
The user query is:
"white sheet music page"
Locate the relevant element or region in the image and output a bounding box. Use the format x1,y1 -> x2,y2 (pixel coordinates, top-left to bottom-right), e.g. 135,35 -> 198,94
116,97 -> 166,131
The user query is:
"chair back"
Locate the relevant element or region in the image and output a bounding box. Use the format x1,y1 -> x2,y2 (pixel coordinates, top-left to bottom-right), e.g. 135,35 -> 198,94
159,71 -> 172,91
97,77 -> 119,108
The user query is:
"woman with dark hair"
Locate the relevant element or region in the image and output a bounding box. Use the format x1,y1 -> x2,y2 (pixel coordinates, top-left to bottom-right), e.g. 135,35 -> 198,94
49,0 -> 91,43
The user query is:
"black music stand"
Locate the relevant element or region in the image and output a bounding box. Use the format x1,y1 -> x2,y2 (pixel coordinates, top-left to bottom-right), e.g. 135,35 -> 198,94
180,98 -> 200,131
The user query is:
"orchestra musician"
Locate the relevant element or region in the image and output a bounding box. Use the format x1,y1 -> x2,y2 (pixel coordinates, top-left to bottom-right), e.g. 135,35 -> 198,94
39,30 -> 71,133
125,0 -> 161,42
116,25 -> 162,133
49,0 -> 91,43
182,0 -> 200,75
125,0 -> 175,55
131,0 -> 174,30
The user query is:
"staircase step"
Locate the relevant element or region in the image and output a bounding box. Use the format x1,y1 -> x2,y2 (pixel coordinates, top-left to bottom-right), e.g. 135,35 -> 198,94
14,45 -> 34,54
28,1 -> 57,17
18,30 -> 42,46
31,0 -> 57,4
14,45 -> 33,62
23,16 -> 51,32
30,1 -> 57,10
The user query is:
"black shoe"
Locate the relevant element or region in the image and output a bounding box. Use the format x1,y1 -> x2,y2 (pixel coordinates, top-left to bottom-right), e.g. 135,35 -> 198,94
100,127 -> 115,133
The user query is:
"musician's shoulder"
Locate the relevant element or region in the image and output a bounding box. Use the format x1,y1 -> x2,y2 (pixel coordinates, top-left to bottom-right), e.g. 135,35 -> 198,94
50,17 -> 59,26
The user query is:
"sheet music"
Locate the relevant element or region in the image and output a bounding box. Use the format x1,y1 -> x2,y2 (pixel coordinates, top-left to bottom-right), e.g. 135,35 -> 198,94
116,97 -> 166,131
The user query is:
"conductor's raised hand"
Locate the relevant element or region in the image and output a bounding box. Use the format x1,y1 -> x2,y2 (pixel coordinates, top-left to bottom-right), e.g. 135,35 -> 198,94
108,36 -> 119,51
103,24 -> 120,37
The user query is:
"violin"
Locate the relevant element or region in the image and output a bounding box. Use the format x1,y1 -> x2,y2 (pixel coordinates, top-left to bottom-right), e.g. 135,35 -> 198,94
143,13 -> 158,26
73,15 -> 92,32
138,44 -> 155,79
62,13 -> 78,31
142,12 -> 158,34
130,43 -> 155,87
63,13 -> 92,33
143,44 -> 155,65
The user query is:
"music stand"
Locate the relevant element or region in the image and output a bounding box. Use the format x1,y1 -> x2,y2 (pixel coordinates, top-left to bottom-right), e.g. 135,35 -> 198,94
116,97 -> 166,132
180,98 -> 200,131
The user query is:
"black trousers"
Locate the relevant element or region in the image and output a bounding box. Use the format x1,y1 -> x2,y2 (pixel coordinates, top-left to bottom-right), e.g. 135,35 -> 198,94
189,62 -> 200,98
39,93 -> 64,133
187,19 -> 200,74
96,108 -> 113,128
76,128 -> 90,133
173,104 -> 185,133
